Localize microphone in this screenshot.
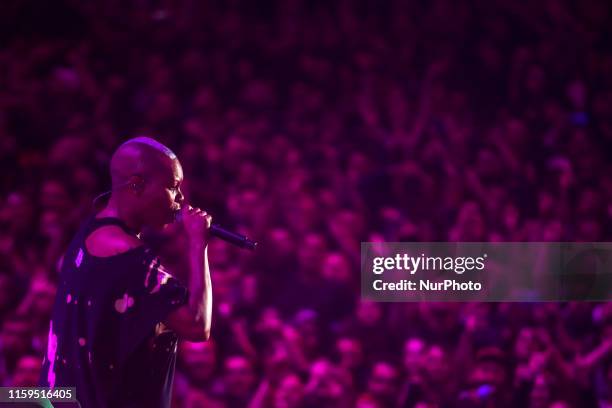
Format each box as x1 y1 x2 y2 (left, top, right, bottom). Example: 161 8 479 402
174 211 258 251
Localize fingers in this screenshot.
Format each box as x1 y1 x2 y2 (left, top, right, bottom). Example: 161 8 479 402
199 210 212 227
181 205 194 216
184 205 205 215
186 206 212 225
204 213 212 228
193 209 209 219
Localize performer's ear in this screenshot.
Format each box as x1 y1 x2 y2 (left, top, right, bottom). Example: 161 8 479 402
128 176 145 194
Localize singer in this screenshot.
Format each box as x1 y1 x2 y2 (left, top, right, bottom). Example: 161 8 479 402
39 137 213 408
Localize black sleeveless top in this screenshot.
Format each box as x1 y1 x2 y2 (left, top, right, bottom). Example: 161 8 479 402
39 217 188 408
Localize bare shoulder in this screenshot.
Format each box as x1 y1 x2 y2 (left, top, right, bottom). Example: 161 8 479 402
85 225 143 257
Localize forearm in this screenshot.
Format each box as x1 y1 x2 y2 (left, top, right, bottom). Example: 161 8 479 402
188 241 212 338
576 340 612 370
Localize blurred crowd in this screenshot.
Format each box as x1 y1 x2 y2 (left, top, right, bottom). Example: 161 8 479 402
1 0 612 406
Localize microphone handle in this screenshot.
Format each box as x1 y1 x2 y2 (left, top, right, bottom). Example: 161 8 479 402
174 211 257 251
210 224 258 251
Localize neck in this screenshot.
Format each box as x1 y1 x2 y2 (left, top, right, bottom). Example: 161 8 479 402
97 197 143 234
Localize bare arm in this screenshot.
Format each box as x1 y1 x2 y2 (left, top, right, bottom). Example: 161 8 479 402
575 338 612 371
166 207 212 341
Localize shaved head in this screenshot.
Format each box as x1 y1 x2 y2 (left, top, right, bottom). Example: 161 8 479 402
121 136 177 160
104 136 184 230
110 137 178 188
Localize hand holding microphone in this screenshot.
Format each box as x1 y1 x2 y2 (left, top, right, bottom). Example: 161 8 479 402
176 206 258 251
181 205 213 246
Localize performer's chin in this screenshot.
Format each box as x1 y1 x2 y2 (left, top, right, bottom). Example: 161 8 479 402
170 208 181 224
163 211 178 227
